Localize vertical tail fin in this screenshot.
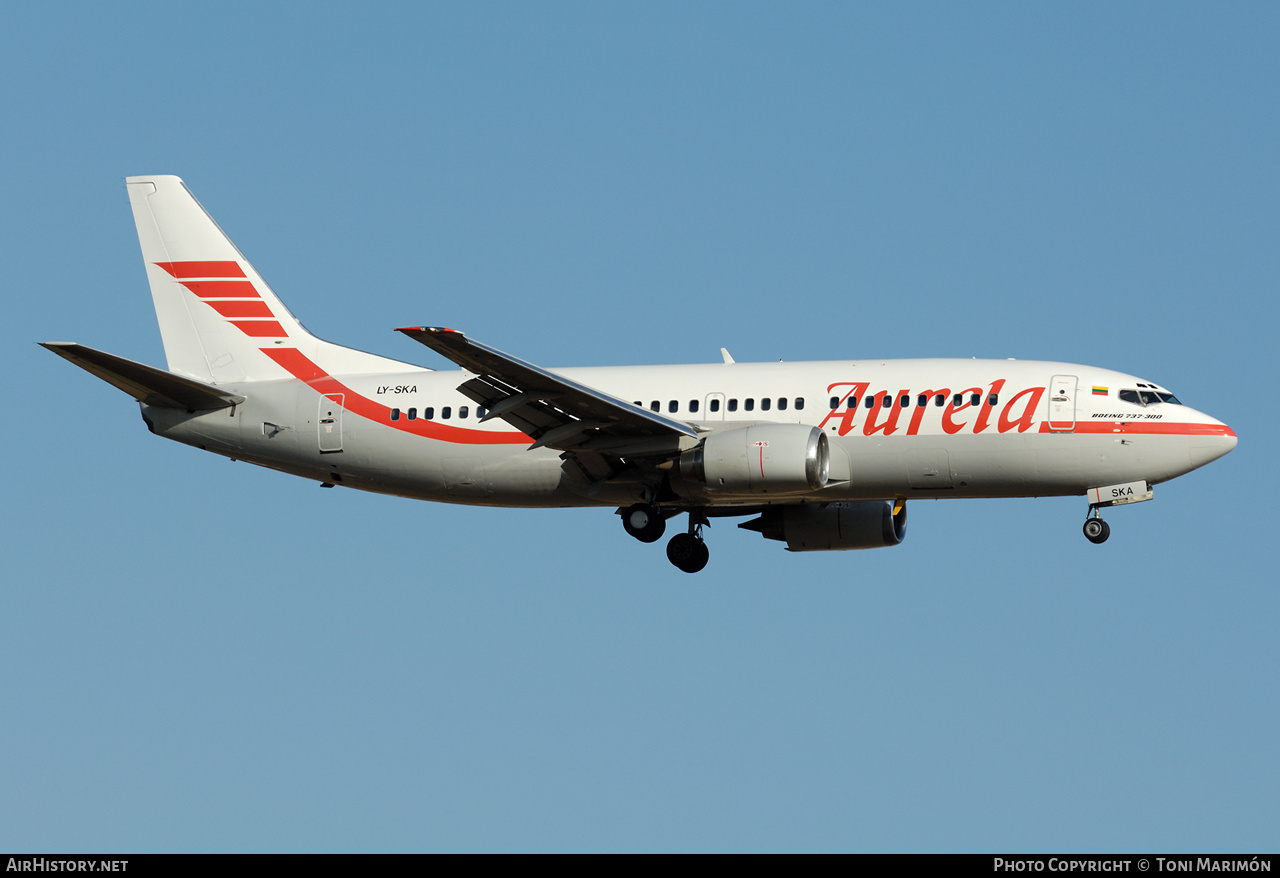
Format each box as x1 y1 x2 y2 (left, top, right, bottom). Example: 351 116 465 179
128 175 422 383
127 175 315 383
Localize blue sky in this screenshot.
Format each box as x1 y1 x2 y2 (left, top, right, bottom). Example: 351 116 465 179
2 2 1276 852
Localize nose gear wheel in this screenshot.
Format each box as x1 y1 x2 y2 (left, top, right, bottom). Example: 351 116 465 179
1083 505 1110 544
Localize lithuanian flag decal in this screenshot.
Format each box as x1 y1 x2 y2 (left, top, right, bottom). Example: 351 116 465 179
1092 386 1108 396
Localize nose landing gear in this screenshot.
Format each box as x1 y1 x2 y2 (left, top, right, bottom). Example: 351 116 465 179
1083 508 1111 544
1081 480 1152 544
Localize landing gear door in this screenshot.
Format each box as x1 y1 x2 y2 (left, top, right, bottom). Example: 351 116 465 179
318 393 344 453
1048 375 1076 432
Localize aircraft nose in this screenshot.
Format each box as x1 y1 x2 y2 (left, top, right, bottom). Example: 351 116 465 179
1188 421 1236 469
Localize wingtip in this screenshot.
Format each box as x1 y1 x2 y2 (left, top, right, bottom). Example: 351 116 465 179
396 325 463 336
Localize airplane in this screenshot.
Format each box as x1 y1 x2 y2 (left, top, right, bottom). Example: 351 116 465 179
43 175 1237 573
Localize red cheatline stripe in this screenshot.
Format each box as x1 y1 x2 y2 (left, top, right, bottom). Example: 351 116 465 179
206 300 274 318
180 280 260 299
258 347 530 446
155 261 245 278
1039 420 1235 437
230 320 288 337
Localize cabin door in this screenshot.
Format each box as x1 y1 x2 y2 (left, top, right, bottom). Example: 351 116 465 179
318 394 345 453
1048 376 1077 432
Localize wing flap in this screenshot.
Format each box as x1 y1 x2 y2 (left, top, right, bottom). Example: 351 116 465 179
41 342 245 410
397 326 697 454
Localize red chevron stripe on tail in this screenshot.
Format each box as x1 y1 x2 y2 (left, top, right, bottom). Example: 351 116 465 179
154 261 246 278
179 280 261 298
205 300 275 318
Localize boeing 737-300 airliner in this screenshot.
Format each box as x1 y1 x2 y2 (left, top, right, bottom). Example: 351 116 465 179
43 176 1237 572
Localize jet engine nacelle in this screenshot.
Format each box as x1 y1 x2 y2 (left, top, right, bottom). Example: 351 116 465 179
740 501 907 551
680 424 829 494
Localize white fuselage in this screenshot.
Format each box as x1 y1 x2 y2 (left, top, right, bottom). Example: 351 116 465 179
143 356 1237 510
47 175 1239 569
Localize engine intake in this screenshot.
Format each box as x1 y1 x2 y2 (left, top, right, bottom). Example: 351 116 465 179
680 424 829 495
740 501 907 551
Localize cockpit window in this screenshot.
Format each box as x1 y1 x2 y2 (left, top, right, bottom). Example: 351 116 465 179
1119 388 1183 406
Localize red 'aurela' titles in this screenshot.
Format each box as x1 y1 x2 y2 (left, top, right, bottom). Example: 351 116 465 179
819 380 1042 436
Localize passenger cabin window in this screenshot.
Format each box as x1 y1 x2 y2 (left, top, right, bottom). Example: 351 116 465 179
728 399 738 412
777 398 787 411
407 408 417 420
459 406 469 419
650 401 660 412
425 407 435 420
899 395 909 408
390 408 401 421
477 407 487 418
689 399 699 413
952 393 963 407
987 394 998 406
830 397 839 409
795 398 804 410
849 397 859 409
760 398 771 411
865 396 874 409
935 394 945 407
917 394 928 407
970 393 981 406
442 406 452 419
709 399 720 412
744 398 755 412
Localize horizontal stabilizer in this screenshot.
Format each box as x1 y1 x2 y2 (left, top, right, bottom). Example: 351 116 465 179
40 342 245 411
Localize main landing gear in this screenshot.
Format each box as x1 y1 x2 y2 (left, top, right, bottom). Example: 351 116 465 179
1083 507 1111 544
666 512 710 574
621 503 666 543
620 504 710 572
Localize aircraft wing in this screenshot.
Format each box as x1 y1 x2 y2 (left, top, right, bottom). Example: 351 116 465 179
396 326 698 456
